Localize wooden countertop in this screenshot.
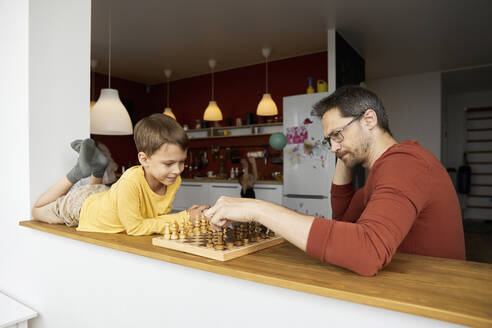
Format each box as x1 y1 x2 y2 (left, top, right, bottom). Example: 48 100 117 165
182 178 283 185
20 220 492 327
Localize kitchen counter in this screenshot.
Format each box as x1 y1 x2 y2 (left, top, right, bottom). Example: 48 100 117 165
182 178 283 185
19 220 492 327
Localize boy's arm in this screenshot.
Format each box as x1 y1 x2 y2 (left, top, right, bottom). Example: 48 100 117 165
116 183 188 235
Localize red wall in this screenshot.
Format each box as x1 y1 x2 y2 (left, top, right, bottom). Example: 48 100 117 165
92 51 327 178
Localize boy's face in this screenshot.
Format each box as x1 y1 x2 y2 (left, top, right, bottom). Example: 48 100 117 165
138 143 187 186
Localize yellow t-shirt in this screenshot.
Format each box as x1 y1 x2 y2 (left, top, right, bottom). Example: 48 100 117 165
77 166 187 235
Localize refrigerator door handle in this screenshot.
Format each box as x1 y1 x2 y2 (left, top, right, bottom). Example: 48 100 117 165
283 194 328 199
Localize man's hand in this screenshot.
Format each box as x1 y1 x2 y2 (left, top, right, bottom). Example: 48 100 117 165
186 204 210 224
203 196 259 230
333 157 353 185
247 156 256 165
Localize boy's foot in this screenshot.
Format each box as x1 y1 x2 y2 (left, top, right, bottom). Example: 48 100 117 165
91 146 108 178
70 139 83 152
66 139 96 183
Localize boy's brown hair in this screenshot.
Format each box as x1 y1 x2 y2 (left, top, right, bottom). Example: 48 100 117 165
134 113 189 155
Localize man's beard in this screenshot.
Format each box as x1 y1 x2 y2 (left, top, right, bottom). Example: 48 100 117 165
339 135 371 168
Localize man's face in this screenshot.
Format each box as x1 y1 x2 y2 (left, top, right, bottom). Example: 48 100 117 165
321 108 370 168
140 143 187 186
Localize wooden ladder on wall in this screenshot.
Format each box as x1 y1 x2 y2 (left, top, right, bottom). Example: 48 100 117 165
465 107 492 221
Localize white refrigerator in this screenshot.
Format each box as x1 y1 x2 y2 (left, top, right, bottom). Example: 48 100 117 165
282 93 335 219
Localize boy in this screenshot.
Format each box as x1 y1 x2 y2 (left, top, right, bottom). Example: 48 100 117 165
32 113 207 235
238 156 257 198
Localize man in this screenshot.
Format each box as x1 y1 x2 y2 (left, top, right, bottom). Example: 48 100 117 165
204 86 465 276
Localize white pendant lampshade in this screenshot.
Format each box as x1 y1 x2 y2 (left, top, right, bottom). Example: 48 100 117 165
203 59 223 121
91 88 133 135
256 93 278 116
163 107 176 119
90 8 133 135
257 47 278 116
203 100 223 121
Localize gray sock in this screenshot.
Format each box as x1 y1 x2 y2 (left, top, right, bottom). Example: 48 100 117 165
70 139 83 152
66 139 95 183
91 146 108 178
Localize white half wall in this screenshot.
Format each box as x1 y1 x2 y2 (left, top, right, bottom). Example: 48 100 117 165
29 0 91 202
367 72 442 160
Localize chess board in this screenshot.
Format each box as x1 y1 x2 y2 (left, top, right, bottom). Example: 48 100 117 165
152 227 284 261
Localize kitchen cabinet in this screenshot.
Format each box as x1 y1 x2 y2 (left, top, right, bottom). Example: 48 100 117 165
173 182 209 211
209 183 241 204
173 180 283 210
253 184 282 205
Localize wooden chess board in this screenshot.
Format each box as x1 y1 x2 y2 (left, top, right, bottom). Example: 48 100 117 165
152 232 284 261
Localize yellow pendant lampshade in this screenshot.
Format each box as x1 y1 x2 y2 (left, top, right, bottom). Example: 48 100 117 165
203 59 223 121
203 100 223 121
162 69 176 120
257 93 278 116
257 48 278 116
163 107 176 119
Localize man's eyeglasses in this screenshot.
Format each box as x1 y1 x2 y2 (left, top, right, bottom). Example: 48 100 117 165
322 112 365 147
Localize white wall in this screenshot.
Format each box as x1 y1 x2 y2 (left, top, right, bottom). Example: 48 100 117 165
444 90 492 169
0 1 462 327
367 72 442 160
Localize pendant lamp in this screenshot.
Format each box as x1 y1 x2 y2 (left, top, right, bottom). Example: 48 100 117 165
256 47 278 116
203 59 223 121
90 59 97 111
90 8 133 135
163 69 176 120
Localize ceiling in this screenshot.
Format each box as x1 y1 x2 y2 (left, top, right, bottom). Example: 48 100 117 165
91 0 492 85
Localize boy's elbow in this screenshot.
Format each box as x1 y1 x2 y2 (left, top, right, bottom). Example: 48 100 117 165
125 225 146 236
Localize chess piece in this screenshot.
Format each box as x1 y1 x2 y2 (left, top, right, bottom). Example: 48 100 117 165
206 230 214 248
170 221 179 240
193 216 201 235
200 216 208 234
224 227 234 248
163 222 171 240
234 226 243 246
178 221 186 240
186 219 194 237
241 223 249 244
215 231 225 250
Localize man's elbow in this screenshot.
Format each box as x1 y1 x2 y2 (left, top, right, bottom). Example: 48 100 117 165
352 248 390 277
353 261 382 277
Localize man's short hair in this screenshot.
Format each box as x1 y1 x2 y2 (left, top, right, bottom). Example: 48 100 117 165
312 85 391 134
134 113 189 155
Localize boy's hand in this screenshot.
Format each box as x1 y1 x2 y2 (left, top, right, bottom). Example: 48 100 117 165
247 157 256 165
187 204 210 224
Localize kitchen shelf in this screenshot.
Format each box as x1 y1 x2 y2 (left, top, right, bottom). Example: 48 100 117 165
189 133 273 140
186 122 283 145
188 122 282 133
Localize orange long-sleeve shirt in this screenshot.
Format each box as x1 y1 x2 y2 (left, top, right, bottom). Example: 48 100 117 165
306 140 465 276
